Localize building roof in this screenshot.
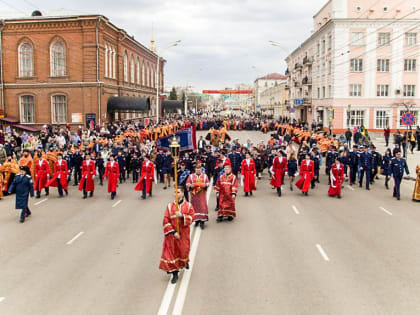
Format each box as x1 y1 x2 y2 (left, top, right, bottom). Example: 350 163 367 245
255 73 287 81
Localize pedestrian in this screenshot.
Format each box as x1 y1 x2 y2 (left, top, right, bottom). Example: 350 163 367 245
382 148 393 189
34 152 50 198
328 157 344 198
71 147 83 185
116 150 126 183
295 153 314 196
270 150 287 196
240 152 257 197
159 186 194 284
78 154 96 199
46 153 69 197
186 165 210 229
390 151 409 200
287 152 298 191
96 152 105 185
162 150 172 190
384 127 390 147
104 155 120 200
345 128 352 147
135 155 156 199
8 166 34 223
359 145 373 190
413 163 420 202
214 164 238 222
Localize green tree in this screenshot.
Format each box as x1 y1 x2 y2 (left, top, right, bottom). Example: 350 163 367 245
169 87 178 100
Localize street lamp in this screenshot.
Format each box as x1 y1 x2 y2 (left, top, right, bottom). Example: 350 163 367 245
156 40 181 124
169 135 181 233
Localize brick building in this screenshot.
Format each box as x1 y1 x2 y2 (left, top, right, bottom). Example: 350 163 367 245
0 10 164 131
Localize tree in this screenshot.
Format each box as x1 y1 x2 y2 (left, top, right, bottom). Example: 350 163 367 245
169 87 177 100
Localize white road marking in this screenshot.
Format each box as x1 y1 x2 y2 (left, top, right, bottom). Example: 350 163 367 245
157 179 213 315
0 297 5 303
379 206 393 216
316 244 330 261
34 198 48 206
346 185 355 191
112 200 122 208
66 232 84 245
292 205 300 215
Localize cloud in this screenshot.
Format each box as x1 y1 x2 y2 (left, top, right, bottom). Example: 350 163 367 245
1 0 327 91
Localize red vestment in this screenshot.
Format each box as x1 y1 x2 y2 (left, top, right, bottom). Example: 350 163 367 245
270 156 288 188
295 160 314 193
78 160 96 192
159 201 194 272
221 157 231 167
186 173 210 222
214 173 238 218
134 161 155 194
241 159 256 193
34 159 50 191
328 163 344 196
104 161 120 193
46 160 69 190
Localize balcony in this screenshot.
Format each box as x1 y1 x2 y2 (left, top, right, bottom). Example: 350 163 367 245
294 81 301 88
303 97 312 104
294 63 303 71
303 56 313 66
284 85 290 90
302 77 312 85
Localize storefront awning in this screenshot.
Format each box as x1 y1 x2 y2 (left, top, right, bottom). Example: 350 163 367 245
0 117 19 123
107 97 151 112
161 100 184 113
14 124 40 132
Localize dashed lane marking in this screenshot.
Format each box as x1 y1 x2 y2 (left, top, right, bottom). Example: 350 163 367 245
379 206 393 216
0 297 5 303
292 205 300 215
66 232 84 245
316 244 330 261
112 200 122 208
346 185 355 191
34 198 48 206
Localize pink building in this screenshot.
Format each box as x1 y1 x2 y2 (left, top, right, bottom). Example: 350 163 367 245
286 0 420 132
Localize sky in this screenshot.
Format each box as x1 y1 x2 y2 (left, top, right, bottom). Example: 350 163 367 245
0 0 327 92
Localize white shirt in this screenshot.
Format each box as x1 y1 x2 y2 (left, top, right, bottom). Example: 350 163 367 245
306 160 311 167
57 159 62 178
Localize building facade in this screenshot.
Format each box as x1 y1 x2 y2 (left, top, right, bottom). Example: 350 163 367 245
286 0 420 131
259 81 288 117
0 11 164 130
253 73 287 113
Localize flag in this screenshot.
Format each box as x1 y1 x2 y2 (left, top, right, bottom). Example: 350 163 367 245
156 127 196 152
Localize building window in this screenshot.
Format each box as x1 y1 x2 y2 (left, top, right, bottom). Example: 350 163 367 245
328 61 332 74
350 58 363 72
104 45 108 77
349 84 362 96
123 53 128 82
378 32 391 46
348 110 365 127
112 48 116 79
20 95 35 123
18 43 33 77
377 59 390 72
351 32 364 46
322 40 326 54
328 35 332 50
130 56 135 83
328 85 332 97
50 41 66 77
322 86 326 98
399 110 418 127
317 88 320 98
317 43 320 55
403 84 416 97
142 62 145 85
405 32 417 46
136 59 140 84
375 110 390 129
52 95 66 124
404 59 417 72
377 84 389 96
146 64 150 87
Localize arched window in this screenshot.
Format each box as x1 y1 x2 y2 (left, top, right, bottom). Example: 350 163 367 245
123 52 128 82
146 63 150 87
136 58 140 84
52 95 67 123
18 42 33 77
112 48 116 78
130 55 135 83
105 45 108 77
142 62 145 86
50 41 66 77
20 95 35 123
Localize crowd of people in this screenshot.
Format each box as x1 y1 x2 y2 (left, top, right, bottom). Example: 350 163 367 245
0 115 420 283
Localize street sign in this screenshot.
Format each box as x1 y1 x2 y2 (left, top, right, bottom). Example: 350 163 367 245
402 112 415 126
294 99 304 105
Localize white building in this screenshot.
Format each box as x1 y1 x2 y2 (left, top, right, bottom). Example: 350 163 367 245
259 82 288 117
253 73 288 112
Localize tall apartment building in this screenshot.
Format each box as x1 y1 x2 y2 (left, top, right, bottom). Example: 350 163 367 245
0 10 164 130
286 0 420 131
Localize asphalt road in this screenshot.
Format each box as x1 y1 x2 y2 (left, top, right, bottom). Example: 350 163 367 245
0 130 419 315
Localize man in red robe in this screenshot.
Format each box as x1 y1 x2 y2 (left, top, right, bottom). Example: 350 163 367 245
270 150 288 197
34 152 50 198
328 158 344 198
135 155 156 199
186 165 210 229
295 153 314 196
240 152 256 197
215 165 238 222
78 154 96 199
104 155 120 200
46 153 69 197
159 186 195 284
